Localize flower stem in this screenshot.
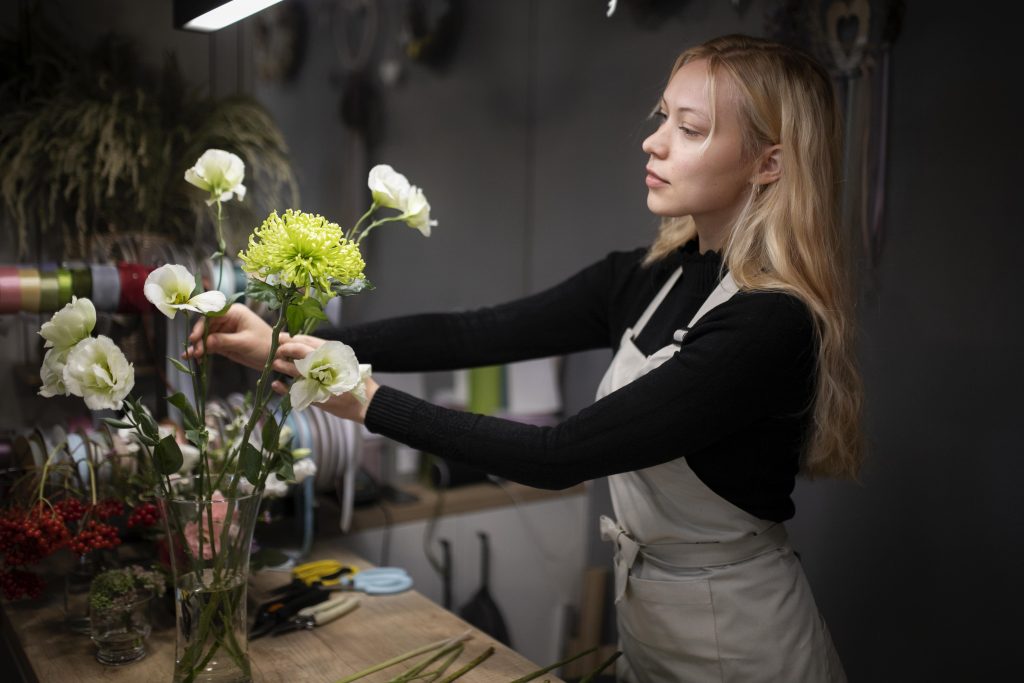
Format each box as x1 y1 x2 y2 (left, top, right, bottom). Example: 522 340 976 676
356 215 410 245
579 651 622 683
506 645 599 683
333 631 472 683
348 201 378 242
434 646 494 683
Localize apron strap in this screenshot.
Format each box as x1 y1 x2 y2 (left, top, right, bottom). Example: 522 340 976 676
600 515 788 603
631 267 682 337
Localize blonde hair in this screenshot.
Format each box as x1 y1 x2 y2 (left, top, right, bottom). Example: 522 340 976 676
645 35 863 480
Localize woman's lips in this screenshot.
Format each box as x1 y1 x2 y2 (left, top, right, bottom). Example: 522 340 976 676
645 168 669 188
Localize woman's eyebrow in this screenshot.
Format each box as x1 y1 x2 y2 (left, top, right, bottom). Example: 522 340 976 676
658 98 710 121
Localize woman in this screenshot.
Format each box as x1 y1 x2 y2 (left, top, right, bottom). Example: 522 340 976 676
192 34 861 682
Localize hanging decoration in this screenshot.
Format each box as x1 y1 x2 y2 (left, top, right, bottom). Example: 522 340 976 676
766 0 905 269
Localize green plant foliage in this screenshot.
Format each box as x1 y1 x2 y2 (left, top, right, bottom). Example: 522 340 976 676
0 13 298 259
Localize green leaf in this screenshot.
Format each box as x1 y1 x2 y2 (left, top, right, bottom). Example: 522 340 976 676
153 436 184 476
331 278 373 297
167 356 193 376
137 410 160 441
261 416 279 451
285 296 328 335
276 456 294 482
245 279 282 310
185 429 208 450
240 443 262 484
102 417 134 429
167 392 199 429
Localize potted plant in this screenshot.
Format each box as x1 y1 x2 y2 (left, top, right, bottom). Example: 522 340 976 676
88 565 166 665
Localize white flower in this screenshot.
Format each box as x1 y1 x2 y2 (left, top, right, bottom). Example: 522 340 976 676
292 456 317 484
263 473 290 498
62 336 135 411
38 297 95 351
184 149 246 205
367 164 411 210
401 186 436 236
179 443 201 475
144 264 227 319
236 477 255 495
290 341 370 411
38 348 70 397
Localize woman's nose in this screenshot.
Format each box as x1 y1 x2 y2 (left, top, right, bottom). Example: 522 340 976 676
642 130 665 158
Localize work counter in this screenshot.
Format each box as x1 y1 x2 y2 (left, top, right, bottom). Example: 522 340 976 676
1 540 565 683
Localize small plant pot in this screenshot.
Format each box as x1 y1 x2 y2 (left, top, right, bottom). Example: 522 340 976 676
90 590 154 665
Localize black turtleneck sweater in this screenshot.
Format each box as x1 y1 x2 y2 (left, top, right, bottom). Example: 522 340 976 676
321 241 817 522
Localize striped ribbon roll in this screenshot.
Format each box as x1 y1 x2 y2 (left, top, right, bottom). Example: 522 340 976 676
0 267 21 313
63 261 93 299
18 267 41 312
89 264 121 312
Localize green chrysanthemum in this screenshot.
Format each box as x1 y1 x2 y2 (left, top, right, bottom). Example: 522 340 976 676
238 209 366 293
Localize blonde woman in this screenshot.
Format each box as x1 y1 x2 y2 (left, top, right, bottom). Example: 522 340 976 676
193 34 861 682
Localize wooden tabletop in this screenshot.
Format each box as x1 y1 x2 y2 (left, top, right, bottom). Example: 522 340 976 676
1 541 564 683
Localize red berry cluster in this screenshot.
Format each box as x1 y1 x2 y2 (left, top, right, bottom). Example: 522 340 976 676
127 503 160 528
92 499 125 520
67 520 121 556
0 506 70 566
0 568 46 600
53 498 88 523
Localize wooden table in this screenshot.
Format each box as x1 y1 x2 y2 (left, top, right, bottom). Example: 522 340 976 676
1 541 564 683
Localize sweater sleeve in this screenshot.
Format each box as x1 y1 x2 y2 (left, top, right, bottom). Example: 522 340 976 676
316 250 648 372
364 291 817 489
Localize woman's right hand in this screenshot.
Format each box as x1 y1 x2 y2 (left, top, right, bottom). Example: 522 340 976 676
186 304 282 370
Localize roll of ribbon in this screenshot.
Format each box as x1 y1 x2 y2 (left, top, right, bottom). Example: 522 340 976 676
38 269 60 312
90 264 121 312
18 267 41 312
0 266 21 313
117 261 154 314
69 266 92 299
56 268 74 307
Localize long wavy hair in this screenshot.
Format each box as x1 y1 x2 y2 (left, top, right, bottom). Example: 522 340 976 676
645 35 863 480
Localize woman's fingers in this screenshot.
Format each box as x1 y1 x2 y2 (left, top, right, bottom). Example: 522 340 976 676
272 380 287 395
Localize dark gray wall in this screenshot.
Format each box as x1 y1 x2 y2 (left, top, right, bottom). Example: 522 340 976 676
1 1 1020 681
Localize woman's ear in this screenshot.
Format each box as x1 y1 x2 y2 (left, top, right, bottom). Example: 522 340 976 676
752 144 783 187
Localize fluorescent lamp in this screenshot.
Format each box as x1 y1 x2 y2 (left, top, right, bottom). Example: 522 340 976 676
174 0 285 33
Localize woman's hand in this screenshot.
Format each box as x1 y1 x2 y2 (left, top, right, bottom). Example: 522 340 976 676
186 304 284 370
272 340 379 424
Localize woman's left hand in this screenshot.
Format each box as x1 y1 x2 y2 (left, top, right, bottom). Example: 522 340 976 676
272 340 378 424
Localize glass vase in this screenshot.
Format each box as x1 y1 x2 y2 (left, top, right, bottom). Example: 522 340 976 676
157 485 261 683
90 590 154 665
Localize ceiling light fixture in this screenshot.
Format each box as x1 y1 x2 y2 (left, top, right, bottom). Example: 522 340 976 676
174 0 285 33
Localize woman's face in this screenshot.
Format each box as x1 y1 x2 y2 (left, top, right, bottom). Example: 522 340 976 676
642 59 755 227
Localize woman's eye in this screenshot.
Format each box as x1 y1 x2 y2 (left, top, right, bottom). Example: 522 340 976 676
679 126 702 138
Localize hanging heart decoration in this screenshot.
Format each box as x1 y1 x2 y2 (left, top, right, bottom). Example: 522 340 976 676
825 0 871 74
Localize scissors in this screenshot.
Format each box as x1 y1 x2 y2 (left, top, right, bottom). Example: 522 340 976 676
269 595 361 637
292 559 358 587
325 567 413 595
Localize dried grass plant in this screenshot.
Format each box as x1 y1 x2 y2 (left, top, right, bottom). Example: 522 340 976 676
0 17 298 260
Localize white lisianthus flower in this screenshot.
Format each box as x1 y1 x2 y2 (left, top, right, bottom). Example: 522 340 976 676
179 443 201 475
401 186 436 237
38 297 96 351
289 341 370 411
367 164 411 210
38 348 70 397
263 473 290 498
292 456 317 484
62 336 135 411
144 264 227 319
184 149 246 205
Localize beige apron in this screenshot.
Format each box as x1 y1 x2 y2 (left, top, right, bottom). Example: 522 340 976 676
597 266 846 683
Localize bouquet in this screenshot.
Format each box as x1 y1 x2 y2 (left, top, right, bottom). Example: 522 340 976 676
35 150 436 682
